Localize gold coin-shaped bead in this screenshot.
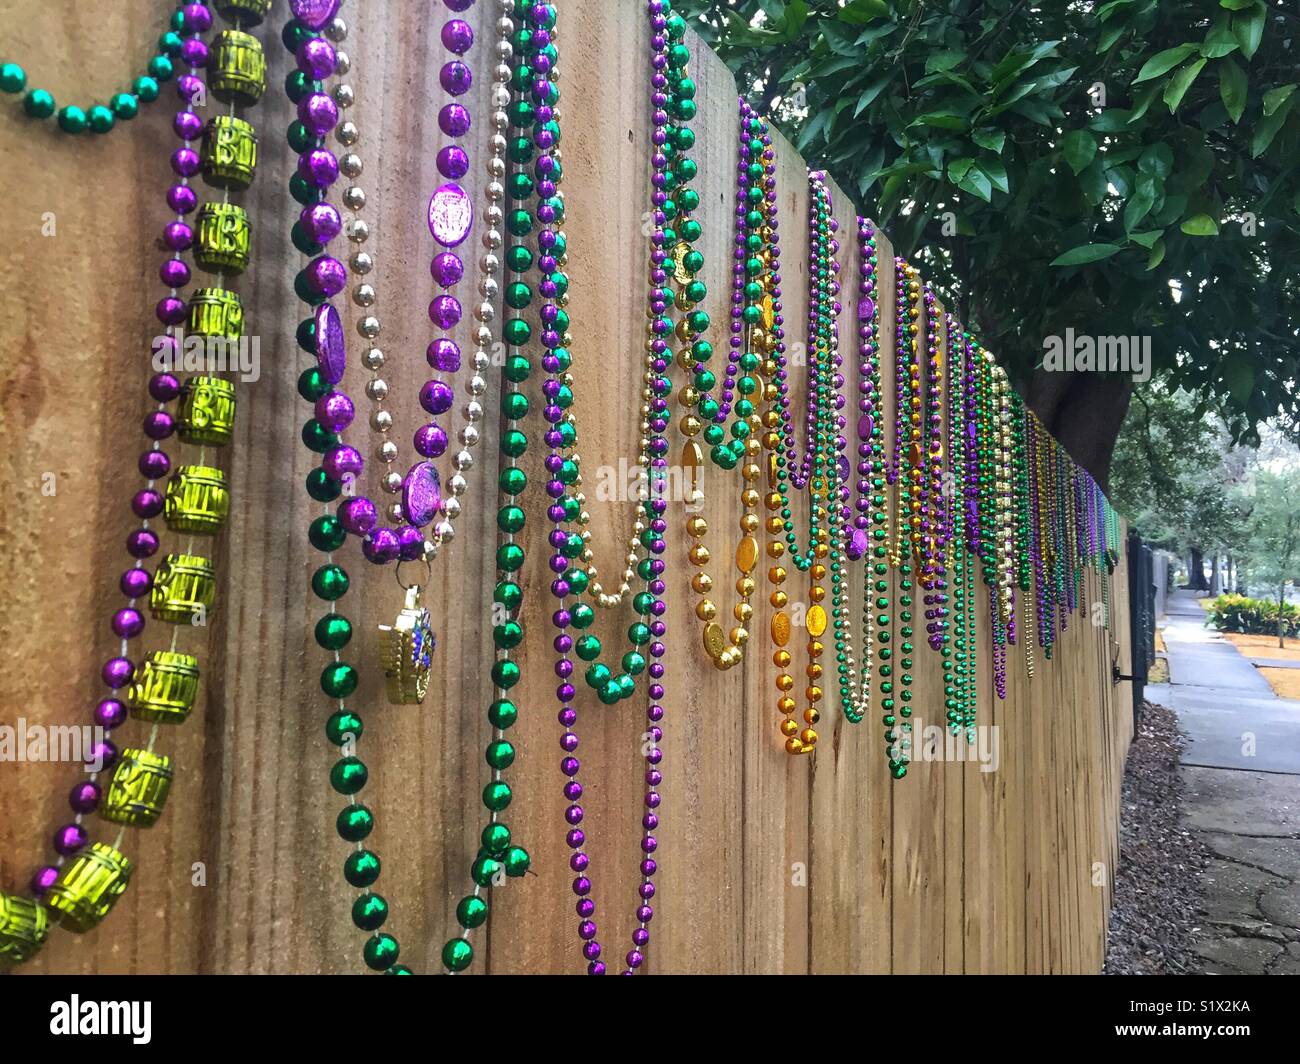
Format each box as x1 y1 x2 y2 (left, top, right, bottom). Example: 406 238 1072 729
772 611 791 647
703 622 727 661
736 536 759 575
806 604 828 638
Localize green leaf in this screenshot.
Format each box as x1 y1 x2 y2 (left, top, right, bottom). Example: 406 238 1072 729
1133 44 1198 84
852 71 894 117
1201 24 1239 58
1050 243 1123 266
1232 6 1265 60
1138 143 1174 178
981 158 1009 194
1146 238 1167 270
1219 58 1248 123
1090 108 1134 132
1079 160 1110 206
837 0 890 24
1219 0 1256 9
1130 229 1164 249
1181 213 1220 236
1223 360 1253 404
971 127 1006 154
1061 129 1097 174
947 156 975 184
911 110 971 131
1263 84 1297 117
957 165 993 202
1163 58 1207 113
1252 96 1296 157
1124 176 1159 232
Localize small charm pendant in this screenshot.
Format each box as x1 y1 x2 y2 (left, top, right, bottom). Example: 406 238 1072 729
379 585 436 705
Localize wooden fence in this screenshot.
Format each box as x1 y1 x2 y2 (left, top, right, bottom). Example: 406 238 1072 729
0 0 1134 974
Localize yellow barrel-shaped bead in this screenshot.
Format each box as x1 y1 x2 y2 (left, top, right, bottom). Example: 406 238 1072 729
201 114 258 190
150 553 217 625
195 203 252 274
215 0 273 26
189 287 244 342
178 375 237 447
210 29 266 106
45 844 132 934
165 465 230 536
126 651 201 725
0 892 50 964
101 749 174 828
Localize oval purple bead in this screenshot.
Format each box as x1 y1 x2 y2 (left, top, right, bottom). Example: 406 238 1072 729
290 0 342 30
858 297 876 321
428 182 473 248
427 338 461 373
858 414 875 441
420 380 455 416
846 528 870 561
339 497 378 537
403 462 443 528
315 302 347 385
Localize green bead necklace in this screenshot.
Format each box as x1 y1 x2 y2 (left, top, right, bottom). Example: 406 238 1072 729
0 5 201 136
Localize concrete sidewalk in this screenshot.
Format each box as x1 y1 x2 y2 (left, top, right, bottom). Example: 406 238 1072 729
1146 591 1300 974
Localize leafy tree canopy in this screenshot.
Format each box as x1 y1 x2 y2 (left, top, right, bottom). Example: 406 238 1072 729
679 0 1300 484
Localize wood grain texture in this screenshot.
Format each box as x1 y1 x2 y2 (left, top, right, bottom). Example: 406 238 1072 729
0 0 1133 976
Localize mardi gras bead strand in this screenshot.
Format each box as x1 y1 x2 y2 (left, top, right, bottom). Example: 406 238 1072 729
0 2 212 135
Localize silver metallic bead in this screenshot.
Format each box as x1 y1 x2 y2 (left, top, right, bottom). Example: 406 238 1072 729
370 409 394 433
475 302 496 325
465 400 485 424
484 204 504 228
378 441 399 464
435 520 455 543
468 376 488 398
449 474 468 498
343 186 366 211
352 284 375 308
388 502 405 523
443 497 462 521
326 17 348 42
336 121 359 146
474 326 493 349
459 425 480 448
490 134 508 157
382 472 404 494
491 85 510 109
479 276 499 300
350 251 373 275
488 156 507 180
490 109 509 132
454 450 474 472
482 228 503 251
487 181 505 203
333 84 355 109
340 153 363 179
366 378 388 401
346 219 369 243
358 316 381 340
334 50 351 75
362 348 386 371
481 252 501 275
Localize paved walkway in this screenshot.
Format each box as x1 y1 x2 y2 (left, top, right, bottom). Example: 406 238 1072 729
1146 591 1300 974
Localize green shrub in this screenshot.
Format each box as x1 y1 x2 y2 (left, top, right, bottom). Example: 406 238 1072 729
1205 594 1300 638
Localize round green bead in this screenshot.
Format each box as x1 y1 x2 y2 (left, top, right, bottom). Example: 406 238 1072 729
352 893 389 932
497 506 526 535
344 850 381 889
109 92 138 120
386 965 413 976
497 543 525 572
330 757 368 795
495 581 523 613
337 805 374 843
0 63 26 94
488 699 518 730
481 823 511 855
442 938 474 972
56 105 87 134
133 75 159 102
483 781 512 813
321 662 359 699
363 934 399 972
456 896 489 930
312 565 350 602
485 740 516 771
22 88 54 119
493 658 521 690
301 419 338 454
471 856 501 888
503 846 531 878
309 515 347 553
325 709 364 746
147 55 175 82
307 468 342 503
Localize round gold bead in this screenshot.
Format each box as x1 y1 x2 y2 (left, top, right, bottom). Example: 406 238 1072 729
696 599 717 622
776 675 794 693
735 602 753 624
771 590 788 609
691 572 713 595
689 545 710 566
736 576 757 598
687 516 708 539
774 651 792 669
781 720 799 738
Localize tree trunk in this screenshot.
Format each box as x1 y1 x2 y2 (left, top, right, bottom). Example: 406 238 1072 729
1279 586 1287 650
1024 369 1133 494
1209 552 1222 596
1188 548 1208 591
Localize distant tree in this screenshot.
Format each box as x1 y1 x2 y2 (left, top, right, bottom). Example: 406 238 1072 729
1244 468 1300 646
678 0 1300 489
